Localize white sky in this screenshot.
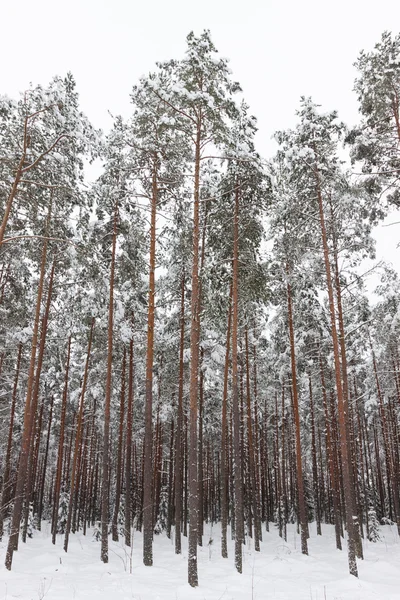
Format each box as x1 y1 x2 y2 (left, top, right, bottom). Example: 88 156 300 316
2 0 400 286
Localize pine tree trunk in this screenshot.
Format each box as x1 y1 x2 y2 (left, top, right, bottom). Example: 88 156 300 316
262 399 271 530
187 120 202 588
37 395 53 530
166 418 174 539
252 335 262 542
5 208 52 571
221 284 232 558
22 397 44 542
244 326 261 551
370 336 400 534
152 405 162 530
286 270 308 555
84 399 97 534
22 260 55 542
331 222 363 559
64 318 95 553
79 421 90 536
281 387 288 542
196 199 208 548
174 273 185 554
125 326 134 547
0 115 29 245
52 336 72 543
112 349 126 541
320 353 342 549
232 180 244 573
198 350 204 546
183 407 188 539
143 159 158 566
274 393 282 538
101 204 118 564
0 343 22 540
314 165 358 577
309 374 321 535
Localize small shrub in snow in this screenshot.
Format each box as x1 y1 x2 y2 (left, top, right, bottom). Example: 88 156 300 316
368 507 381 542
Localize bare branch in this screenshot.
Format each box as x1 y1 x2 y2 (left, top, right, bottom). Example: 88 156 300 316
21 134 71 173
19 180 73 191
150 89 197 125
1 235 78 247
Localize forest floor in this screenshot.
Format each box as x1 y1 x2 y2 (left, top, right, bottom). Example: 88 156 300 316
0 522 399 600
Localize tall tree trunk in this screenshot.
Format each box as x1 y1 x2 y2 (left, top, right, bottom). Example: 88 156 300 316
0 116 29 245
252 333 262 542
143 159 158 566
183 403 188 538
125 324 134 547
232 180 244 573
196 198 208 548
187 119 202 588
370 335 400 534
286 268 308 555
5 207 51 571
101 204 118 563
314 165 358 577
84 399 97 533
52 336 72 543
22 260 56 542
112 348 126 541
274 393 282 538
64 318 95 553
281 387 288 542
198 349 204 546
331 213 363 559
166 418 174 539
174 273 185 555
37 395 54 530
221 284 233 558
244 326 261 551
309 374 321 535
0 343 22 540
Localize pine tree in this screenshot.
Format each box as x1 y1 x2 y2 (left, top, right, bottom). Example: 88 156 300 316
148 30 241 586
348 31 400 205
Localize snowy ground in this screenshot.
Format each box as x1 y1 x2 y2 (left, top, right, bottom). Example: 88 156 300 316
1 522 400 600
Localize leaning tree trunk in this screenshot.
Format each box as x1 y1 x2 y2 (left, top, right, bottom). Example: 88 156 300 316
0 115 30 245
5 206 52 571
22 260 55 542
0 105 66 245
0 342 22 540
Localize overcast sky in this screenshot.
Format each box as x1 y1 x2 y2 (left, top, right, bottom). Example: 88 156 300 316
2 0 400 285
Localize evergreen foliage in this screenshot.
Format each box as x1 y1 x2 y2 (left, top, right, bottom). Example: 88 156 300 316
0 28 399 585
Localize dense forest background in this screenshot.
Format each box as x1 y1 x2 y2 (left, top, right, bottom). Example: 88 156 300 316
0 29 400 587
